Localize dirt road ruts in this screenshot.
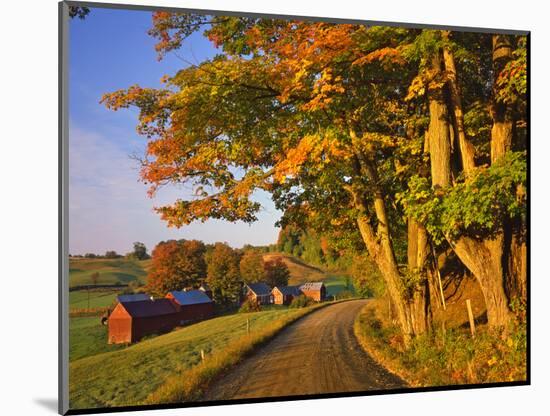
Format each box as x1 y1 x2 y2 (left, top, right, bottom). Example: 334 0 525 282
202 299 406 401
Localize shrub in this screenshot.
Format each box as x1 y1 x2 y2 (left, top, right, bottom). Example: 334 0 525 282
350 254 386 298
239 299 261 313
335 290 355 300
289 295 314 309
354 300 527 387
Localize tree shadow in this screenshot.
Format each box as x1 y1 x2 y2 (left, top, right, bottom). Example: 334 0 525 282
459 311 488 329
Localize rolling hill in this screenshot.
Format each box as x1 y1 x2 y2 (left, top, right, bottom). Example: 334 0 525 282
262 252 326 283
69 258 151 287
262 252 353 296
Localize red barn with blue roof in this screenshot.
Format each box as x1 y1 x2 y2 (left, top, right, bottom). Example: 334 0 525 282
108 298 178 344
166 290 214 325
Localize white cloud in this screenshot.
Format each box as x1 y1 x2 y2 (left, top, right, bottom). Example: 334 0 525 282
68 125 281 255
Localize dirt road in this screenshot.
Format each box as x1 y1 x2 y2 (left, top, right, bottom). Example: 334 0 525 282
202 299 406 401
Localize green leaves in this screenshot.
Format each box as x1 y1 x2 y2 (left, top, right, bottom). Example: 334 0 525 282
495 41 527 105
399 152 527 243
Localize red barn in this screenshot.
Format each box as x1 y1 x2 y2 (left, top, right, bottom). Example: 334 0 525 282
272 285 302 305
244 282 273 305
108 298 178 344
299 282 326 302
166 290 214 325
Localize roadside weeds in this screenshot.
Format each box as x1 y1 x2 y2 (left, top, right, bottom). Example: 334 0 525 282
353 299 527 387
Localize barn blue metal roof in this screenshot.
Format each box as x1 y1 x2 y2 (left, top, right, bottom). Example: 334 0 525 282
119 298 177 318
168 290 213 306
273 285 302 296
246 282 272 296
117 293 150 303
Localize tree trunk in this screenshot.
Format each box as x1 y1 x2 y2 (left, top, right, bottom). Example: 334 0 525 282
407 219 433 335
451 236 510 327
504 215 527 305
348 122 435 343
441 33 476 175
508 234 527 303
491 34 514 164
356 212 413 346
427 52 452 188
425 41 512 328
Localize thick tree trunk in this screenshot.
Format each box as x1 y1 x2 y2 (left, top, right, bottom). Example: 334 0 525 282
441 33 476 175
407 219 433 335
356 214 413 345
451 236 510 327
490 34 525 308
426 41 512 328
346 136 416 344
509 235 527 303
491 35 514 164
427 53 452 188
504 217 527 305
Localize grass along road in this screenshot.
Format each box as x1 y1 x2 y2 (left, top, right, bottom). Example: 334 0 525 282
69 308 312 409
201 299 405 401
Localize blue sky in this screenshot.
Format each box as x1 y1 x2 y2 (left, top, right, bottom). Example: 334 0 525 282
69 7 282 255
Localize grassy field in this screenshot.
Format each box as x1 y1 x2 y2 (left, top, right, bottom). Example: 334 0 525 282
69 258 151 287
263 253 326 283
69 289 120 310
70 317 125 361
325 274 354 297
69 308 307 409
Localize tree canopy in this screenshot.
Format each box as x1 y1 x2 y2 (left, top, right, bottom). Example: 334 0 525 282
103 14 527 343
206 242 242 304
146 239 206 296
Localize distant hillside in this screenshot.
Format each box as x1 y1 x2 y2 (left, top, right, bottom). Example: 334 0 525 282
262 252 353 297
262 252 326 284
69 258 151 287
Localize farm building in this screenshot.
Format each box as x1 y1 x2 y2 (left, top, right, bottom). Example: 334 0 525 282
272 285 302 305
108 298 178 344
299 282 326 302
244 282 273 305
166 290 214 325
116 293 150 303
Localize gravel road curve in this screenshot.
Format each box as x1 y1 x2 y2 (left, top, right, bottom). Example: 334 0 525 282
201 299 406 401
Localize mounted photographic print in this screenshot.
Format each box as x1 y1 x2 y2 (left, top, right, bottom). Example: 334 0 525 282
59 1 530 414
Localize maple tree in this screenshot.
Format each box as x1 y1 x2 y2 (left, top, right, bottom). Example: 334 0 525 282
239 250 266 283
263 258 290 288
103 14 527 344
206 242 242 304
401 31 527 328
146 239 207 297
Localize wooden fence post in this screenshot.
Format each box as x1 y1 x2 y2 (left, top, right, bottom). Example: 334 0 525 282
466 299 476 338
431 244 446 310
200 349 205 362
246 318 250 335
